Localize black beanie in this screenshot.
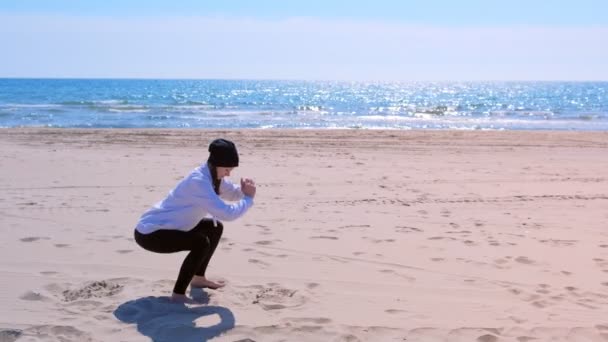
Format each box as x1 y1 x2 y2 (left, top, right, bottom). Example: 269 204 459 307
208 138 239 167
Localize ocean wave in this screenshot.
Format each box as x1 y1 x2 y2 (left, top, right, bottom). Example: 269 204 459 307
173 102 217 109
0 100 151 114
415 105 459 116
58 100 127 106
359 115 411 121
107 106 150 113
296 105 324 112
0 103 63 111
144 115 173 120
575 113 608 121
487 110 556 118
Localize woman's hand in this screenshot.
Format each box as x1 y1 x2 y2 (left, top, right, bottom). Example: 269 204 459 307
241 178 256 198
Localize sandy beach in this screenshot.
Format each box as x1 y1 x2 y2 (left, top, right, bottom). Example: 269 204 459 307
1 128 607 342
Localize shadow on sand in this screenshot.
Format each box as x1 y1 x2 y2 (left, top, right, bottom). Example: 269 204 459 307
114 289 235 342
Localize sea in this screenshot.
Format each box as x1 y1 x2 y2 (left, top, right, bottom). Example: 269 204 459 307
0 79 607 130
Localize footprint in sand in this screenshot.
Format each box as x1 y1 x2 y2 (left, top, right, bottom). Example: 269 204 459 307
86 238 110 242
564 286 579 295
428 236 456 241
446 230 472 235
255 240 276 246
373 238 395 243
286 317 331 324
45 280 124 302
339 224 371 229
494 258 509 266
395 226 423 233
385 309 407 314
255 251 274 257
116 250 133 254
309 236 338 240
248 259 271 268
505 284 562 309
515 256 534 264
378 269 415 282
20 237 49 242
531 299 553 308
535 284 551 295
538 239 578 247
306 282 320 289
250 285 307 311
476 334 499 342
19 291 50 302
592 258 608 268
0 329 22 342
15 325 92 341
507 288 523 296
507 316 528 324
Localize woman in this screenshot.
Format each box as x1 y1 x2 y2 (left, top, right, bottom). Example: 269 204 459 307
134 138 256 303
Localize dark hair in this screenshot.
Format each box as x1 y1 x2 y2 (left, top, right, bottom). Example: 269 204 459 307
208 161 221 195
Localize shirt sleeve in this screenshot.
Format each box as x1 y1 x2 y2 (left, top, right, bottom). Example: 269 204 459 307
196 177 253 221
219 179 245 202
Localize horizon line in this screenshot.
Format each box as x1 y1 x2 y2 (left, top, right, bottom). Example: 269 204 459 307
1 77 607 83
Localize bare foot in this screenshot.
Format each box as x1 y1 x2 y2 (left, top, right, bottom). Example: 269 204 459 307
190 275 226 290
170 293 202 304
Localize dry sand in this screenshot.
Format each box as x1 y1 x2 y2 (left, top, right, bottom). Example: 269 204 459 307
1 128 607 342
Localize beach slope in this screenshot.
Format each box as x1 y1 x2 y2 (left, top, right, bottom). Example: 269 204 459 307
1 128 607 341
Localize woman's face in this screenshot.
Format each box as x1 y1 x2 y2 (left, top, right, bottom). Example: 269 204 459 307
216 167 234 179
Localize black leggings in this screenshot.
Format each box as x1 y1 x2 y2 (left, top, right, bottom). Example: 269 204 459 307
134 219 224 295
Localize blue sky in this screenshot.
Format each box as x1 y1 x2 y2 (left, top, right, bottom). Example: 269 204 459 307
1 0 607 80
2 0 608 25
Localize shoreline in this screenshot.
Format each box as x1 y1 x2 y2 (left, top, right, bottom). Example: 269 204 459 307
2 127 608 148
